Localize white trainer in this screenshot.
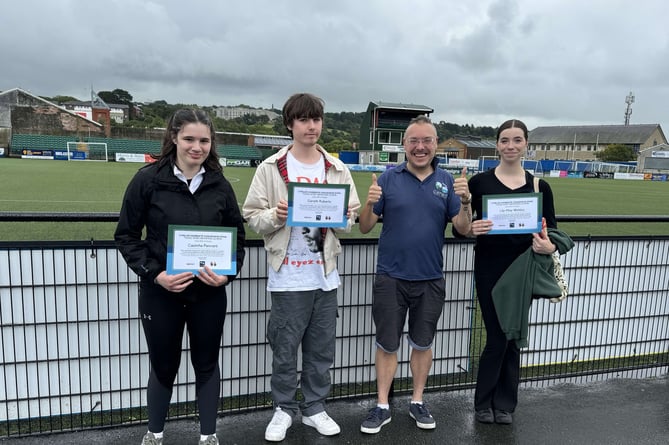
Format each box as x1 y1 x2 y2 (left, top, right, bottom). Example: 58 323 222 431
302 411 341 436
265 407 293 442
140 432 163 445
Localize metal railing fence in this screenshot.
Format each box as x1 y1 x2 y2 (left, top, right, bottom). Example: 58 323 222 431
0 215 668 437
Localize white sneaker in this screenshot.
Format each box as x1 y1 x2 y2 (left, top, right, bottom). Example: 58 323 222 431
302 411 341 436
141 432 163 445
198 434 219 445
265 407 293 442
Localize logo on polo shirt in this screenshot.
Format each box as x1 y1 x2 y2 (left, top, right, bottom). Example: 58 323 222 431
433 181 449 199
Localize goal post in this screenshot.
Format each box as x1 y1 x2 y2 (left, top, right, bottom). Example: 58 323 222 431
66 142 108 161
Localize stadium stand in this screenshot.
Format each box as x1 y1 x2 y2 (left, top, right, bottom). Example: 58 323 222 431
10 135 263 161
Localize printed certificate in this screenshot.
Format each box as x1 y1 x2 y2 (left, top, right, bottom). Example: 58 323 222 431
287 183 350 228
482 193 543 235
166 225 237 275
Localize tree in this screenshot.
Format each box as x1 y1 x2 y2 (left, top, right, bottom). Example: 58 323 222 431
597 144 637 162
98 89 133 105
48 95 79 104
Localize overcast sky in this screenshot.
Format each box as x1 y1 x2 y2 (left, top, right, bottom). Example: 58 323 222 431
2 0 668 132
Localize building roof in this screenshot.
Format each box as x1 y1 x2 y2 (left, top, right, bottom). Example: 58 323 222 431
529 124 662 144
457 139 496 149
254 135 292 146
62 100 129 110
369 101 433 113
0 87 103 128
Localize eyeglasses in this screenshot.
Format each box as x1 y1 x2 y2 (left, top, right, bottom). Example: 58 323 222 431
405 137 436 146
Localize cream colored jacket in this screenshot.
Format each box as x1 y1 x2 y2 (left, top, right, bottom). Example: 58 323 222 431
242 144 361 275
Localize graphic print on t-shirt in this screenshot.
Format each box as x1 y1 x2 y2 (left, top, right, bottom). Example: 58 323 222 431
267 151 339 291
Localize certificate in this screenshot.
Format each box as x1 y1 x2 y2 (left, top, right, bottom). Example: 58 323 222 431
166 225 237 275
482 193 543 235
287 183 350 228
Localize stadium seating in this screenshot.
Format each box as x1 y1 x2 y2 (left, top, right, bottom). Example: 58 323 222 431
10 134 262 160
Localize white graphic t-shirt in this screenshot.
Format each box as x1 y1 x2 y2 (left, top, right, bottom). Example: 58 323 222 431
267 151 340 292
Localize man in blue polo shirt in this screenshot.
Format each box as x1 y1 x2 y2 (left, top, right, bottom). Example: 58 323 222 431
358 115 472 434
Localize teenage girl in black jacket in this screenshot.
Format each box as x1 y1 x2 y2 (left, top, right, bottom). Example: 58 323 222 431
115 109 245 445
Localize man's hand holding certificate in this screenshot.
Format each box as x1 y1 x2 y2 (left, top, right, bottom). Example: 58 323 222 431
482 193 543 234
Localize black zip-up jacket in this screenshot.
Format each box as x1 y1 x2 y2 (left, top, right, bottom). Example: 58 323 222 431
114 161 246 302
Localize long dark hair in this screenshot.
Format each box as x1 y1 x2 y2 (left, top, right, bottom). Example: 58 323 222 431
154 108 221 171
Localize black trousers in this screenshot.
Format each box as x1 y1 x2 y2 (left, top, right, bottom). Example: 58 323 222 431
474 259 521 413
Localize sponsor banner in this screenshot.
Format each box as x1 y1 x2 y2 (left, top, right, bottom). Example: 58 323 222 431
614 172 644 180
567 171 584 178
549 170 566 177
348 164 387 172
441 167 462 176
448 158 478 168
70 151 87 160
583 171 615 179
0 147 5 157
381 144 404 152
226 159 251 167
21 149 54 160
116 153 149 163
652 151 669 158
55 150 70 160
644 173 668 181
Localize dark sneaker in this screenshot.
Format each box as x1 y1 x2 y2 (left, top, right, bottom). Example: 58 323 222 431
494 409 513 425
475 408 494 424
409 403 436 430
360 407 391 434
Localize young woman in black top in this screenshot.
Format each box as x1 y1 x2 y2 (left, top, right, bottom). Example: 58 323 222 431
456 119 557 425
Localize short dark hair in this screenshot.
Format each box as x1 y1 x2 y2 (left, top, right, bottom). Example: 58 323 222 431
496 119 529 141
156 108 220 171
282 93 325 137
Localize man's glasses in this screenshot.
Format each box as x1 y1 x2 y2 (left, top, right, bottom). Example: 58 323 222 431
405 137 436 146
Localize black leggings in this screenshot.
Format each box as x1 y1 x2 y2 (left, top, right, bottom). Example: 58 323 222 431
139 286 227 434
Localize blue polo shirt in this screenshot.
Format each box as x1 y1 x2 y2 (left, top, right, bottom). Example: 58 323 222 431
373 160 461 280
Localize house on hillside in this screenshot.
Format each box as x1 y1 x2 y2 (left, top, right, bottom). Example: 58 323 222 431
61 100 129 124
528 124 667 161
358 101 433 165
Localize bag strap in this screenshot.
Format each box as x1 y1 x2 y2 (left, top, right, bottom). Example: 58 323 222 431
533 176 540 193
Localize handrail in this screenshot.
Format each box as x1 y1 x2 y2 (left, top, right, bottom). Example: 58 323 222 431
1 212 669 223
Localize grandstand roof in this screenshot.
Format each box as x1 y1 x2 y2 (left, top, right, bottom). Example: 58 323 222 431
254 135 292 146
368 101 433 113
529 124 663 144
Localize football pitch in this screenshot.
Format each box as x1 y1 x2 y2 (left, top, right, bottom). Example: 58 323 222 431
1 158 668 241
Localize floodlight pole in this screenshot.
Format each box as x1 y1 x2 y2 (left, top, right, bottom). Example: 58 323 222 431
624 91 635 126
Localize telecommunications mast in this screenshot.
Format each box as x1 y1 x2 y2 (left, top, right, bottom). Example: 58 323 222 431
624 91 635 125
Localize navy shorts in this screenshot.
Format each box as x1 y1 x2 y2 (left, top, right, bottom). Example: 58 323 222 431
372 274 446 352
